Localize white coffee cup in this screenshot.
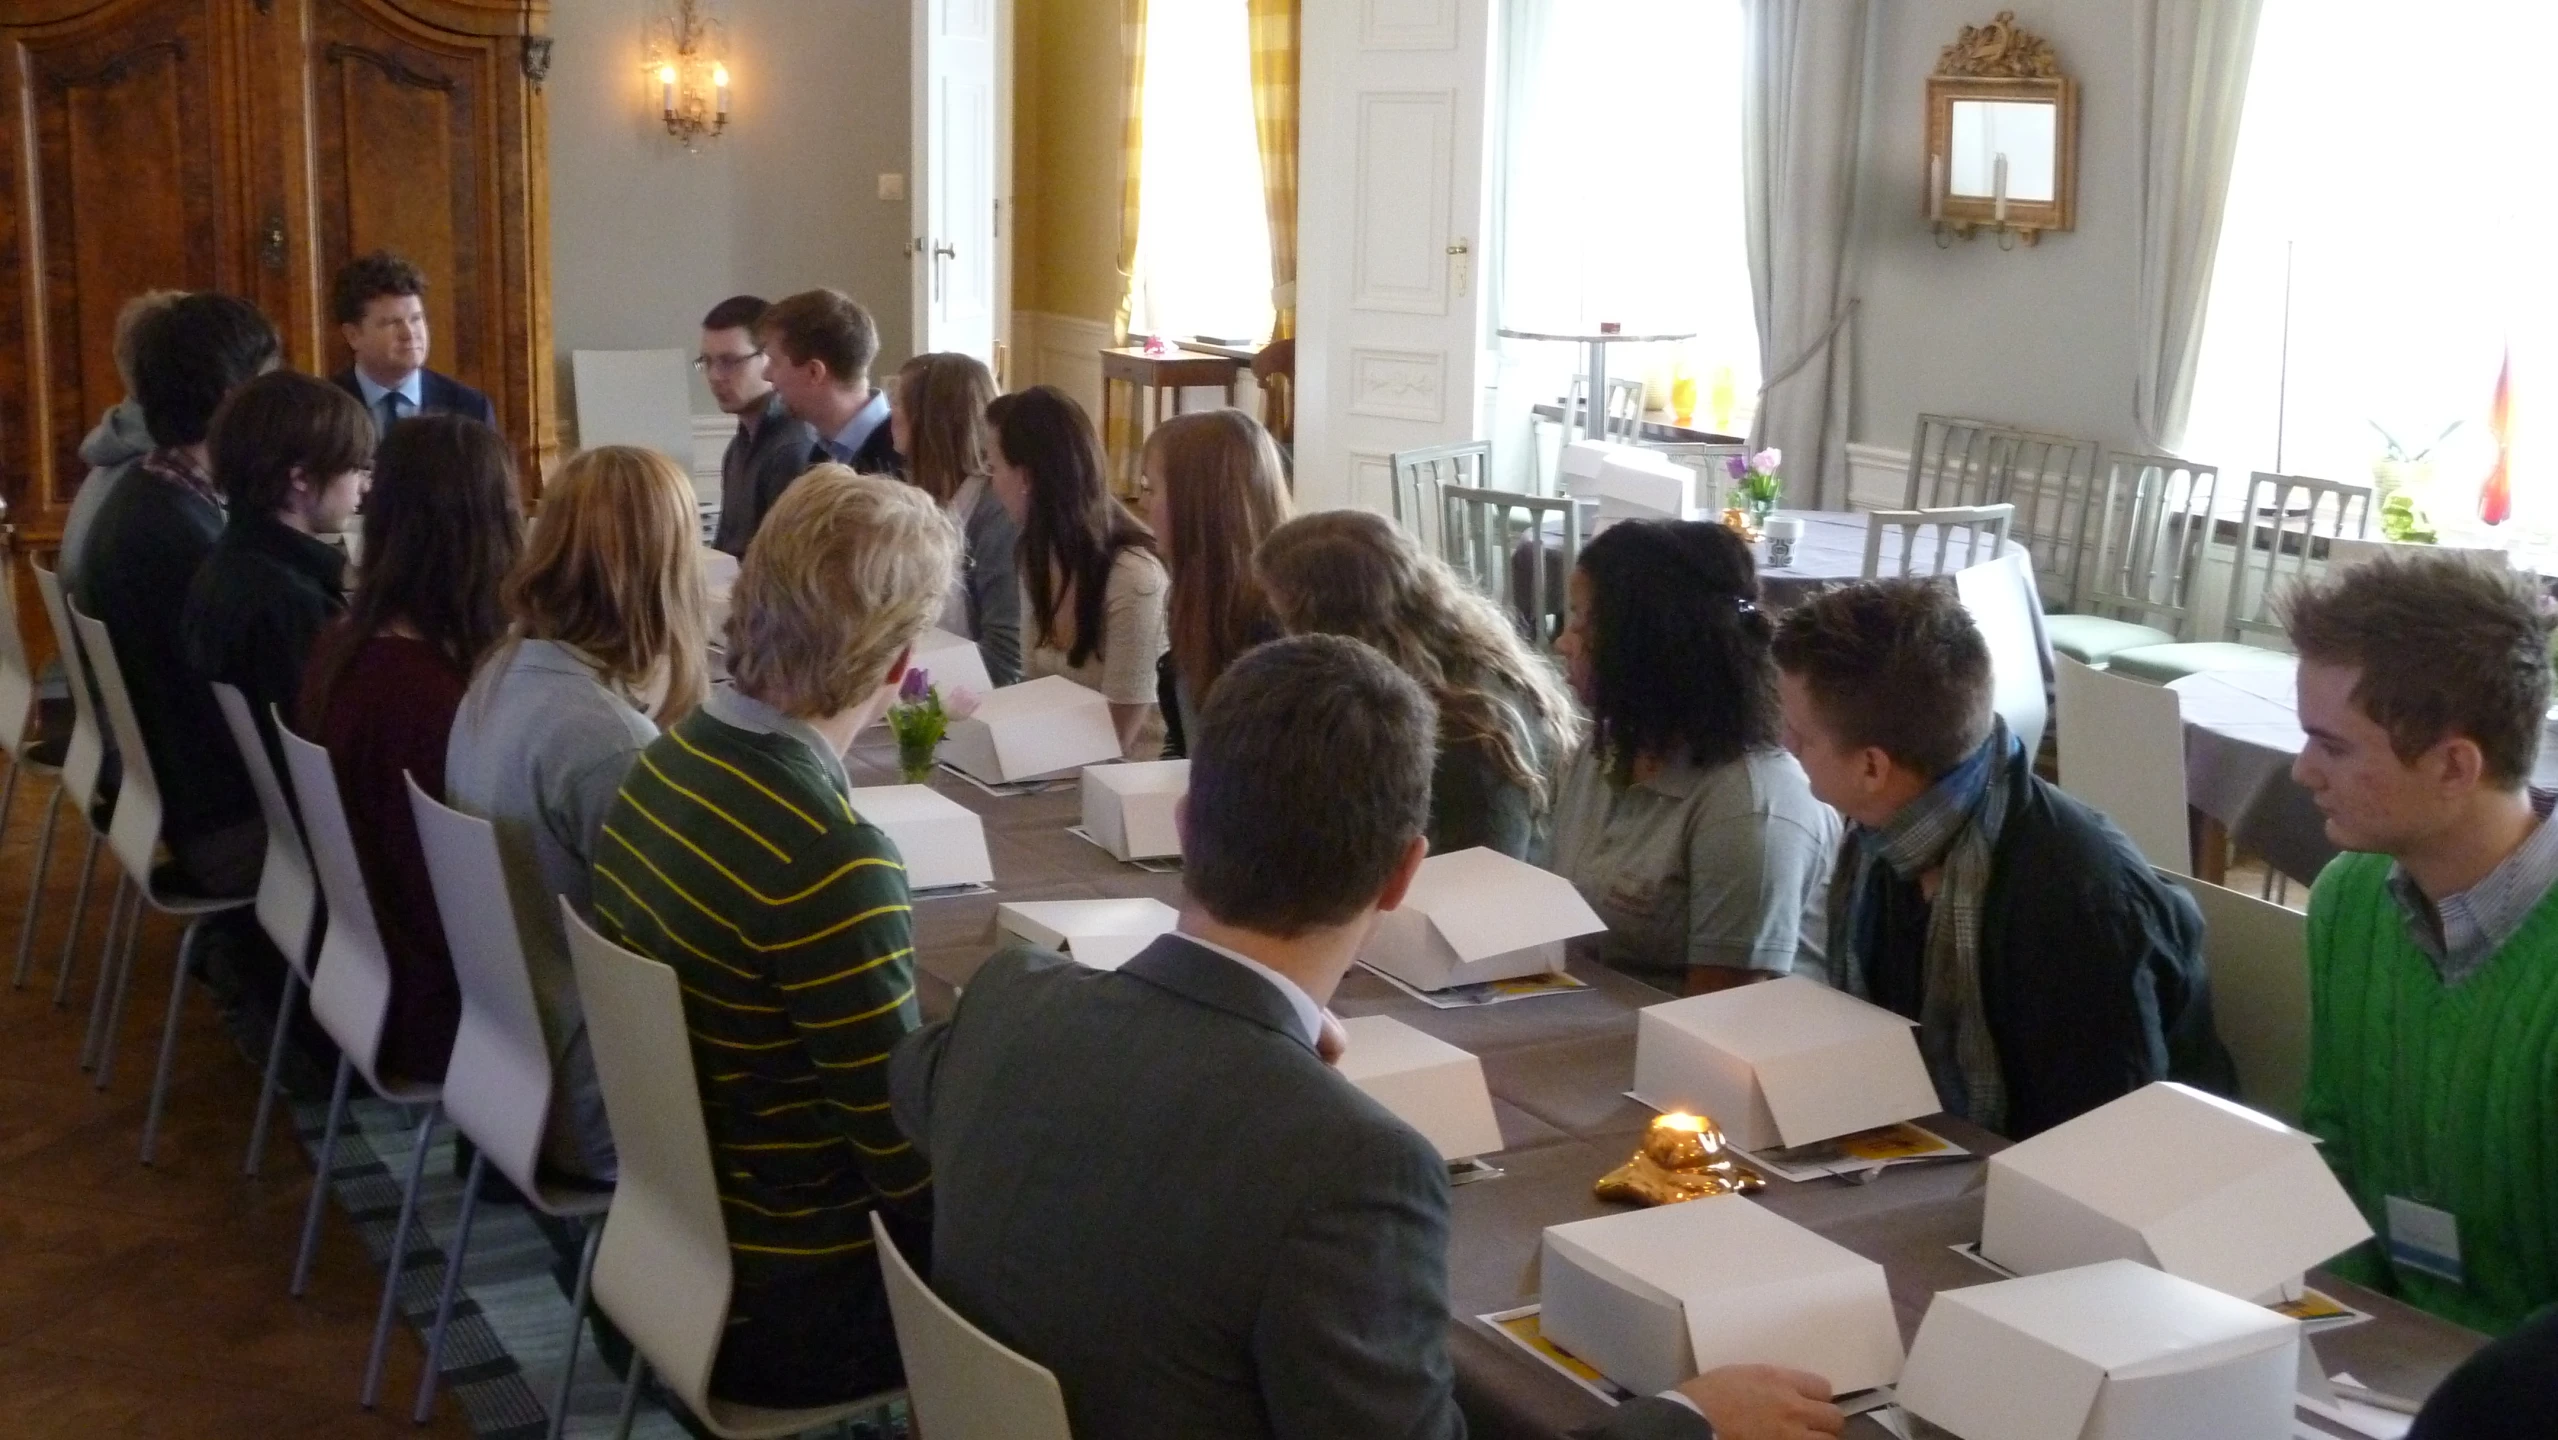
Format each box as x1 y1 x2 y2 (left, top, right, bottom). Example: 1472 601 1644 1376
1762 514 1804 568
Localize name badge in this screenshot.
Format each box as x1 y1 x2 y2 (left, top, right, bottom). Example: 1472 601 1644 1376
2384 1195 2463 1286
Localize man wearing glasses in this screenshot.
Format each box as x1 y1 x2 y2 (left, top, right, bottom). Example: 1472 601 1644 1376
701 295 819 556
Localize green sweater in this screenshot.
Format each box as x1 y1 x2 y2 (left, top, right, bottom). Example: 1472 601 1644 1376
592 705 932 1297
2303 851 2558 1336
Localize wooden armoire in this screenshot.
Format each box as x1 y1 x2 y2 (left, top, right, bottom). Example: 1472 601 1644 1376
0 0 555 572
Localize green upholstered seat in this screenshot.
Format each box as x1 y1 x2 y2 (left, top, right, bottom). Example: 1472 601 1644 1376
2044 613 2178 666
2102 641 2295 685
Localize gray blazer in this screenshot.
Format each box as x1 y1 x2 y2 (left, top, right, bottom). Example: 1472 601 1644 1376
710 393 821 557
890 938 1714 1440
951 478 1023 686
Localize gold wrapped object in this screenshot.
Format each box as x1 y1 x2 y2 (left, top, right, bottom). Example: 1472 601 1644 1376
1596 1111 1767 1205
1720 506 1761 543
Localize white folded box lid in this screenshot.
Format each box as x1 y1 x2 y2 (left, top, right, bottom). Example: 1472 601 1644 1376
1540 1195 1905 1399
941 675 1122 783
1591 450 1696 516
995 898 1180 971
1558 439 1625 497
1332 1015 1503 1161
1081 759 1188 860
1631 976 1942 1152
1982 1081 2373 1303
844 785 994 891
1357 847 1606 990
1896 1259 2300 1440
909 626 996 700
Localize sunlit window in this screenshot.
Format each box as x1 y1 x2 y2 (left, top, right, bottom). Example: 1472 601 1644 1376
1126 0 1274 345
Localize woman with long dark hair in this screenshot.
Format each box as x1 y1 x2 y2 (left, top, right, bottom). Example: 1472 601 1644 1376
989 385 1166 757
299 414 524 1081
1545 520 1839 994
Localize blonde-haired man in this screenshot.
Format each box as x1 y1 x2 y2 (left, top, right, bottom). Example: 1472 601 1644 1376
592 465 960 1407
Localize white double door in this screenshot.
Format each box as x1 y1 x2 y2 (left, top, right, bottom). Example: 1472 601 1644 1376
911 0 1009 373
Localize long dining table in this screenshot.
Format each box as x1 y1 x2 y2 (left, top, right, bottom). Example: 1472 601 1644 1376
850 732 2487 1439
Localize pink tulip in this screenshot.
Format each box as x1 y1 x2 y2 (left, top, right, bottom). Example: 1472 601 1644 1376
945 686 983 720
1752 448 1782 473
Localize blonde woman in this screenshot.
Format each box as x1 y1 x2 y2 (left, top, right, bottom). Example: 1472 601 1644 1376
1256 509 1579 859
1142 409 1291 745
444 444 709 1181
890 351 1021 684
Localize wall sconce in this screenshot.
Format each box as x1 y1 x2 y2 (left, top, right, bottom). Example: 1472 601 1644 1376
645 0 729 151
1923 12 2077 251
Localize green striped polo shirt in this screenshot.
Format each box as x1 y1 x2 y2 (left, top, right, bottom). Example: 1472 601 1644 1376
591 685 930 1290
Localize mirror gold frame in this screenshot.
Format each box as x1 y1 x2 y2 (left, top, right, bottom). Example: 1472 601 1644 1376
1924 12 2077 244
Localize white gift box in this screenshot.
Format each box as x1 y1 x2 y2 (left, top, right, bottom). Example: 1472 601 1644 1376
1590 450 1696 517
1558 439 1625 499
940 675 1122 784
995 898 1180 971
1896 1259 2300 1440
1982 1081 2373 1303
1081 759 1188 860
1333 1015 1503 1160
1540 1196 1905 1399
844 785 993 891
909 626 996 701
1631 976 1942 1152
1358 847 1605 991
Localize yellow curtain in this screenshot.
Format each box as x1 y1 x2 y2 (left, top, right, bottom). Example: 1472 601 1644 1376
1246 0 1299 443
1106 0 1149 493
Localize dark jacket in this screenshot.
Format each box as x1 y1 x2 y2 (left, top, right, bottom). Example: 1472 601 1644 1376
890 938 1712 1440
331 367 496 427
2409 1305 2558 1439
1850 744 2234 1140
710 393 821 557
182 511 349 775
806 414 902 477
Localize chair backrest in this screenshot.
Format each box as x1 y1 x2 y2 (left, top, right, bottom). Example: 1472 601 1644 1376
1565 373 1647 445
1904 414 2010 508
1861 504 2015 579
1952 550 2050 760
564 900 735 1420
1991 430 2105 611
409 773 560 1201
2165 873 2310 1124
0 554 38 757
2080 453 2220 639
1436 482 1581 650
1389 440 1491 545
275 713 400 1091
210 683 322 980
67 609 163 882
2323 535 2510 575
2054 657 2190 874
29 564 106 811
872 1211 1074 1440
2224 471 2374 646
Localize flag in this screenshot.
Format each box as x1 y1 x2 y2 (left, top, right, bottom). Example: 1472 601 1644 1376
2479 346 2513 527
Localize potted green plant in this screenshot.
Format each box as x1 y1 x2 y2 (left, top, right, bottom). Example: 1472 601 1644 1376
886 668 981 783
2369 419 2461 540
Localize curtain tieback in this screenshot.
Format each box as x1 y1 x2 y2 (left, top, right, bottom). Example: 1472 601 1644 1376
1756 296 1861 398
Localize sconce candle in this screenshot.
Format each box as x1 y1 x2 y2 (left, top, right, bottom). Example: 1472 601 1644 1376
1992 153 2009 224
714 62 730 119
658 64 677 118
1928 153 1945 223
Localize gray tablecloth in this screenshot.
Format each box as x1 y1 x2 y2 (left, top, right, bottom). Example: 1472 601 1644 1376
1514 507 2018 620
855 735 2483 1438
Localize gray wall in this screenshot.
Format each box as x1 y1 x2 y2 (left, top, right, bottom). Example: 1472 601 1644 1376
547 0 914 430
1852 0 2143 452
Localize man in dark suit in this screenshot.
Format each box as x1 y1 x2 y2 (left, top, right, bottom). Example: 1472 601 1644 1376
329 250 495 437
759 288 900 478
891 635 1844 1440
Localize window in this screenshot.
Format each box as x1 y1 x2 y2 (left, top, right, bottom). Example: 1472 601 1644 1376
1126 0 1274 345
2184 0 2555 536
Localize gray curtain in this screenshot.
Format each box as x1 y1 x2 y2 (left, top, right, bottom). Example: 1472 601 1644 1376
2130 0 2265 453
1742 0 1871 510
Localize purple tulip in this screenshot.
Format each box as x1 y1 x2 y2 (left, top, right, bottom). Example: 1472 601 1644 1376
1725 454 1749 480
898 667 931 703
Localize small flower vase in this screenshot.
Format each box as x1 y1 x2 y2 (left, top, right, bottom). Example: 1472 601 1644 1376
897 734 938 784
1744 494 1778 531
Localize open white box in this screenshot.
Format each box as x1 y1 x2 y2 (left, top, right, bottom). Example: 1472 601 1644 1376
844 785 993 891
1540 1195 1904 1399
909 626 995 700
1896 1259 2300 1440
1631 976 1941 1152
940 675 1121 784
995 898 1180 971
1358 847 1605 991
1333 1015 1502 1161
1982 1081 2373 1303
1081 759 1187 861
1558 439 1627 499
1590 450 1696 517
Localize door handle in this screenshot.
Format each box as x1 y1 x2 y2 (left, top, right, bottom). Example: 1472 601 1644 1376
260 215 287 272
933 241 956 303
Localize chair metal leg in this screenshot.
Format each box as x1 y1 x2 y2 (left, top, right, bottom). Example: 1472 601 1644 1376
140 917 207 1164
93 886 148 1089
79 880 133 1070
10 786 60 989
412 1148 488 1424
292 1056 355 1297
244 968 304 1177
362 1103 441 1409
613 1353 648 1440
51 831 103 1008
546 1220 606 1440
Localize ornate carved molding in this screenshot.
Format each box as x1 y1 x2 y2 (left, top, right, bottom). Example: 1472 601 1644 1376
47 39 185 90
325 42 458 92
1935 10 2060 79
521 35 554 88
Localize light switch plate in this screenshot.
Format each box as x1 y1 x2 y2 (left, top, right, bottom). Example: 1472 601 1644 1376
877 172 906 201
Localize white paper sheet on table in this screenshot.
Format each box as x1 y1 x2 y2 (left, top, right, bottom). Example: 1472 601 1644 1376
1361 962 1593 1008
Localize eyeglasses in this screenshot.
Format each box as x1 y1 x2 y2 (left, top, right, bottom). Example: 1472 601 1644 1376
693 349 765 375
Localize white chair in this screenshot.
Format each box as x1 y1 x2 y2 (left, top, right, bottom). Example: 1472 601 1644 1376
2165 873 2310 1125
274 717 444 1408
18 564 114 1007
872 1211 1073 1440
407 775 615 1434
1564 372 1648 445
563 903 904 1439
2108 470 2374 684
1952 550 2051 760
1903 414 2008 510
209 683 326 1177
1388 440 1492 548
2054 657 2191 874
1438 483 1581 651
2 558 67 987
2046 453 2220 667
66 609 255 1151
1861 504 2015 579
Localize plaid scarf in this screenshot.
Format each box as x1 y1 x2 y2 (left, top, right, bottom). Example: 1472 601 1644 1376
138 446 222 510
1826 719 2020 1133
